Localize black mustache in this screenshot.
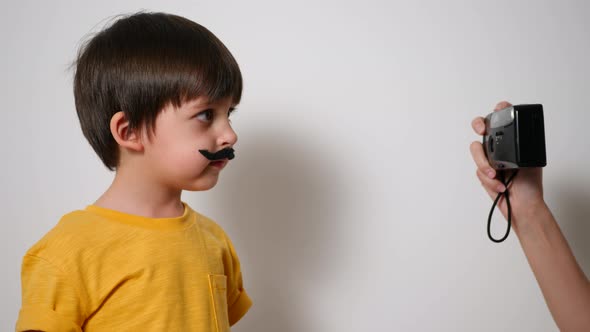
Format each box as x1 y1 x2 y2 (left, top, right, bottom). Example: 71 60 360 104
199 148 235 161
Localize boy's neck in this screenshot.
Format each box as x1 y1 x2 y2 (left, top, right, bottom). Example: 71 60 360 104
94 165 184 219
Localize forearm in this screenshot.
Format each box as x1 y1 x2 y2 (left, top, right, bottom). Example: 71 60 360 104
514 202 590 332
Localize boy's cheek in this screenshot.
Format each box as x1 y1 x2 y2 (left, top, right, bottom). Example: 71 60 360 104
174 147 211 173
150 130 213 167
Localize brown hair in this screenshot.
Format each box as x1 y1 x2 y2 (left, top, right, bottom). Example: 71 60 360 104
73 12 242 170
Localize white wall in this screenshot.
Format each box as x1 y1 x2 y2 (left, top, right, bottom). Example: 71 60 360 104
2 1 589 331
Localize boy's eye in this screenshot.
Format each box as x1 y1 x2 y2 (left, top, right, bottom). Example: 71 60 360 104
196 110 213 122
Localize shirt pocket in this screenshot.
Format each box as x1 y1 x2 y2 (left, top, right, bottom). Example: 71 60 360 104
208 274 230 332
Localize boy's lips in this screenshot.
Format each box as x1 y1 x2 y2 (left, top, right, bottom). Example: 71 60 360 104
209 159 228 169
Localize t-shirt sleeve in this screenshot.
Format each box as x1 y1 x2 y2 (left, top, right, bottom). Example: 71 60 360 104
224 236 252 326
16 254 87 332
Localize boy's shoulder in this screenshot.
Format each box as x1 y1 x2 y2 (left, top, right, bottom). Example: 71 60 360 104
190 206 233 243
25 209 108 261
25 205 237 265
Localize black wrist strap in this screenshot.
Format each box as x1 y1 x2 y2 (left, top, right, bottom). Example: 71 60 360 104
487 170 518 243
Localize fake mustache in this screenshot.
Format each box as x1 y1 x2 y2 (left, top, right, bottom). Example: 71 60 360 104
199 147 235 161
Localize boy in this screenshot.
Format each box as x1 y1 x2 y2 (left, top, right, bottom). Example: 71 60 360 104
16 12 251 331
470 101 590 331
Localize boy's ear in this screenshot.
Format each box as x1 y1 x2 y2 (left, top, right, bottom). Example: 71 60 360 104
110 111 144 152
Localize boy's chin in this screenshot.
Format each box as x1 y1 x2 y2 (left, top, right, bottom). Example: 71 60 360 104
182 177 219 192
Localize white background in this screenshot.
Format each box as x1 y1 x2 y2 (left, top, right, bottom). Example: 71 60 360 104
1 1 589 331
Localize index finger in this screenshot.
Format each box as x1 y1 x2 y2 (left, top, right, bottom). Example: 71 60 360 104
470 141 496 179
494 101 512 111
472 101 514 136
471 117 486 135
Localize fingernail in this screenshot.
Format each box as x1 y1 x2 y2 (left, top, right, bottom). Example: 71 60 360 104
497 185 506 192
487 169 495 178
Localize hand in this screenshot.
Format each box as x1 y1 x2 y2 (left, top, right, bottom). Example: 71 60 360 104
470 101 546 230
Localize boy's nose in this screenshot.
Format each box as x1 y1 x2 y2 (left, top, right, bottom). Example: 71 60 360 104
217 124 238 147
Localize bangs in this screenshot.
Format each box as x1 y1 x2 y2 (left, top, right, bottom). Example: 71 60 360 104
169 36 243 107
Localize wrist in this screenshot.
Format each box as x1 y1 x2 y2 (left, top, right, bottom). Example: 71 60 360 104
520 198 548 219
513 200 552 238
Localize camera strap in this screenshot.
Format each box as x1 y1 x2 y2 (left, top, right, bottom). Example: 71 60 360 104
487 170 518 243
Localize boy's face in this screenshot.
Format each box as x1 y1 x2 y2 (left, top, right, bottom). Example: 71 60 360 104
140 96 238 191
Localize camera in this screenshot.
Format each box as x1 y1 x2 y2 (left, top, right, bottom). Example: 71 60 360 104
483 104 546 169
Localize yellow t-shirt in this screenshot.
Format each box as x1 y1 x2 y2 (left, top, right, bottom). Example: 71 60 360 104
16 203 252 332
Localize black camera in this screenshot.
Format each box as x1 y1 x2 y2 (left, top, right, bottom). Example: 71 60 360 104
483 104 547 170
